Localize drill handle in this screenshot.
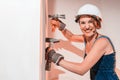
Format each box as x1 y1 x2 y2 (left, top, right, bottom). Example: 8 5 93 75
45 60 51 71
45 46 51 71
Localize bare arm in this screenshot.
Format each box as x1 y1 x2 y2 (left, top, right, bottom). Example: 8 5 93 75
50 19 84 42
61 29 84 42
59 38 108 75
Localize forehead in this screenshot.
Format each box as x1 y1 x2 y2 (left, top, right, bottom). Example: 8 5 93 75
79 16 93 21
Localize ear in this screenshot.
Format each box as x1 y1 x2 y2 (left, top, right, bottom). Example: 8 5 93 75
96 21 101 29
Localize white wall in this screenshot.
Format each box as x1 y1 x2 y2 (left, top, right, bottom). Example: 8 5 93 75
0 0 40 80
47 0 120 80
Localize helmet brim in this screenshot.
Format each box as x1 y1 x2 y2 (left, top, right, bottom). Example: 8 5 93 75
75 14 102 23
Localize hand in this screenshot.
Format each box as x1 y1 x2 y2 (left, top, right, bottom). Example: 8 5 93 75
50 19 59 32
47 49 64 65
50 19 66 32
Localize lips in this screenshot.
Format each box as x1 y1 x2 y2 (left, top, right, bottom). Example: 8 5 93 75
84 29 92 33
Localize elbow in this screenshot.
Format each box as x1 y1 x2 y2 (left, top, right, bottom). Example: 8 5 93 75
81 72 87 76
78 71 86 76
75 69 88 76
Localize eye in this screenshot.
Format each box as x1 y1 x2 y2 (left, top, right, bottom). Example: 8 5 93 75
88 20 94 24
80 21 85 24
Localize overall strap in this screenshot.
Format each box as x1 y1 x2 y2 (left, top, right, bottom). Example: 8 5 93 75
94 35 116 52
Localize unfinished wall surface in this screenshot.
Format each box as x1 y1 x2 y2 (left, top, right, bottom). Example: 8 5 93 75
47 0 120 80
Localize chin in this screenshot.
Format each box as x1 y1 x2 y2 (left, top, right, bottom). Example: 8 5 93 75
84 33 94 37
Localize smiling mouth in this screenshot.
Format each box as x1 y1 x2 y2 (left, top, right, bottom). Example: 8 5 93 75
85 29 92 33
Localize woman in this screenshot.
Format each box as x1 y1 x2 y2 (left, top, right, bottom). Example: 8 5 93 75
47 4 119 80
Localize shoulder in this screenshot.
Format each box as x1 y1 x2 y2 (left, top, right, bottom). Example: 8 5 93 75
94 35 110 48
96 35 111 43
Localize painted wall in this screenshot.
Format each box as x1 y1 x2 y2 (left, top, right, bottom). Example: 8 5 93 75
47 0 120 80
0 0 40 80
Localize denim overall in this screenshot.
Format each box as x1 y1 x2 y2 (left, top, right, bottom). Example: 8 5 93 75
84 35 119 80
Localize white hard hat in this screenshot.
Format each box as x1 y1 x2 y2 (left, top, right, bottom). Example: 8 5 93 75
75 4 102 23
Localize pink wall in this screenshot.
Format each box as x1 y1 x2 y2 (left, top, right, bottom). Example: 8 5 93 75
46 0 120 80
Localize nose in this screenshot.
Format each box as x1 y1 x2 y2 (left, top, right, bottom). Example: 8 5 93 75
85 23 90 29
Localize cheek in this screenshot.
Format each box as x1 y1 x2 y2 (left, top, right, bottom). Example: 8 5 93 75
79 26 85 32
79 24 84 29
